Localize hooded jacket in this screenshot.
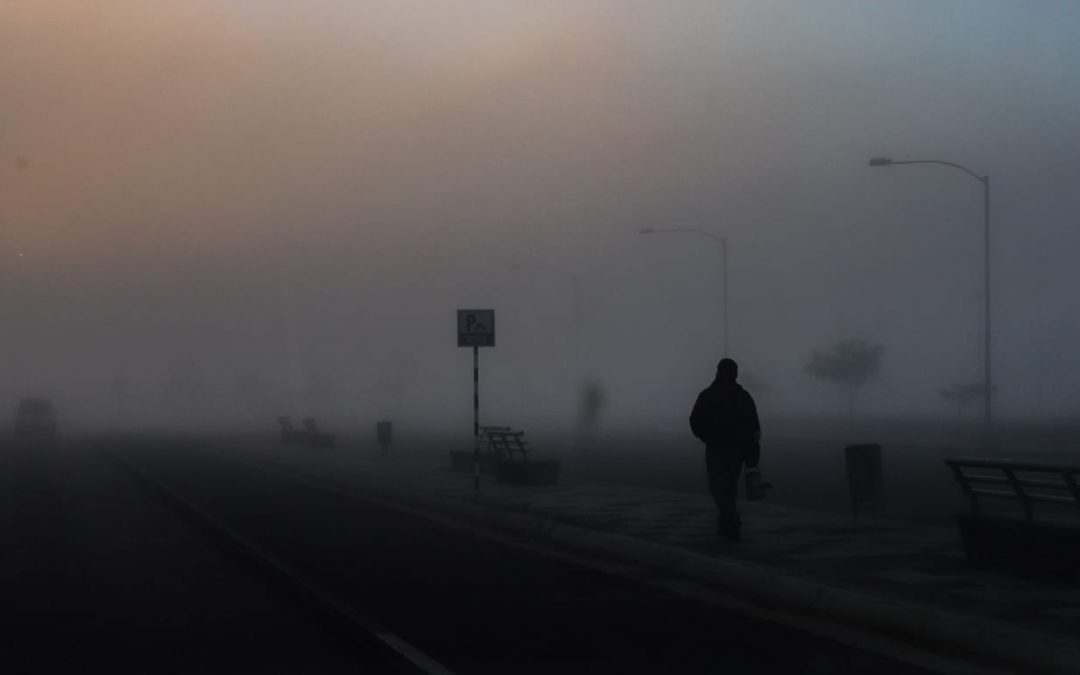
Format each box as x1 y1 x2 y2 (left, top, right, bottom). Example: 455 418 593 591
689 380 761 466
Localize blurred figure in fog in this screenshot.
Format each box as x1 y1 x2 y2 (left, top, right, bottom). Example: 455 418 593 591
689 358 761 541
578 381 606 430
574 380 606 459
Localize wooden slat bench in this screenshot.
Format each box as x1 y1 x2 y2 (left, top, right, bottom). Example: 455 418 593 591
449 426 511 473
276 416 308 444
302 418 336 449
487 428 559 486
485 429 529 461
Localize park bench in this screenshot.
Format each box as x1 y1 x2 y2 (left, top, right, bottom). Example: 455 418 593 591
303 418 336 449
449 426 511 473
945 457 1080 579
486 429 529 460
487 427 560 486
276 416 308 444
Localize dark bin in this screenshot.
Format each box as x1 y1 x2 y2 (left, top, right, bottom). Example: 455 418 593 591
957 514 1080 581
845 443 882 514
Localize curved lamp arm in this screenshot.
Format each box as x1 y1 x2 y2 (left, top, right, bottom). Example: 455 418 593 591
869 157 987 184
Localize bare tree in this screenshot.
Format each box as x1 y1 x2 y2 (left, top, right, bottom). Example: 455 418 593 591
940 382 994 419
807 338 884 417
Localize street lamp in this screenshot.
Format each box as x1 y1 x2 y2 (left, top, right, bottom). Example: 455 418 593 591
868 156 992 429
639 227 729 356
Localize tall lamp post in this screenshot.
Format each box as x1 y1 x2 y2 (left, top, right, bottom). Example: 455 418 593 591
639 227 729 356
868 156 992 429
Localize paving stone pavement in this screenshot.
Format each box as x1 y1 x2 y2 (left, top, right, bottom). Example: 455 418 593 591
216 440 1080 642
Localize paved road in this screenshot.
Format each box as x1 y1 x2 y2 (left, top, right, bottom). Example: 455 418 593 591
109 438 941 674
0 440 396 673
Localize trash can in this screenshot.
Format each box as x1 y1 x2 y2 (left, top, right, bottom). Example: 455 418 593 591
844 443 882 517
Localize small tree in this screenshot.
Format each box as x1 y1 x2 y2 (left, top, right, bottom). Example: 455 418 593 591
940 382 994 419
807 338 884 417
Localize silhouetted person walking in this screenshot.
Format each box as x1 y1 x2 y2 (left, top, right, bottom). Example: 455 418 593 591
690 358 761 541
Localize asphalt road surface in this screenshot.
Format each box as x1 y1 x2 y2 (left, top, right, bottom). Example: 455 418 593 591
0 439 368 673
4 437 943 674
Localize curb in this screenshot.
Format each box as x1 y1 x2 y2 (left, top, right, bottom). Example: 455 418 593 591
340 473 1079 675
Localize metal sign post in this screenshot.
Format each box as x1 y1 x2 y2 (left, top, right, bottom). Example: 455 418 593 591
473 345 479 490
458 309 495 491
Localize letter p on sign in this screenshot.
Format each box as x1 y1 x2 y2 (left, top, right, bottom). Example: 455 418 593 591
457 309 495 347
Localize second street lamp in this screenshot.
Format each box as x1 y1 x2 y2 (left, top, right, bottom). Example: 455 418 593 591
868 156 993 430
639 227 729 356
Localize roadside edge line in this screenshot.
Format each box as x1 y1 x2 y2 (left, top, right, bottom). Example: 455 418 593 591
104 450 455 675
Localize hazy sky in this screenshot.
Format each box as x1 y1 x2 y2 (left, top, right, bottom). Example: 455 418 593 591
2 2 1080 428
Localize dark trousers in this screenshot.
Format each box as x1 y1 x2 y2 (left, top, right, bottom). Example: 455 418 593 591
706 450 744 533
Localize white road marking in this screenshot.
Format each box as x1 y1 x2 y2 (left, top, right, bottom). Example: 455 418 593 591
377 633 455 675
109 452 456 675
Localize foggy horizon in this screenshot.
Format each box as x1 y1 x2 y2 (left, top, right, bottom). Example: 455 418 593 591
3 1 1080 431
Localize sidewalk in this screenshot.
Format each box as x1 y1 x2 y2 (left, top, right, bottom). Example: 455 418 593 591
217 440 1080 671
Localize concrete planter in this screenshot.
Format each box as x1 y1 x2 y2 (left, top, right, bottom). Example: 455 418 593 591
957 514 1080 581
492 458 560 486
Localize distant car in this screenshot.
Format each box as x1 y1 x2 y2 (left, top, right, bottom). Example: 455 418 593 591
14 398 57 439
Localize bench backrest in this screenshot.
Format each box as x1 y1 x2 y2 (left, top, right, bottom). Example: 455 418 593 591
303 418 319 434
486 430 528 459
277 416 294 431
478 425 512 439
476 426 512 448
945 458 1080 521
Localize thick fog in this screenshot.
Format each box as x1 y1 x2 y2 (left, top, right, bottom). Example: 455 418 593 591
2 1 1080 433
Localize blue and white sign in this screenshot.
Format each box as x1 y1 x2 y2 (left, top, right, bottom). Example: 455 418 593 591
457 309 495 347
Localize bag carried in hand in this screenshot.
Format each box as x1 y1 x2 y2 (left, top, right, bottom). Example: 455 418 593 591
745 469 773 501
